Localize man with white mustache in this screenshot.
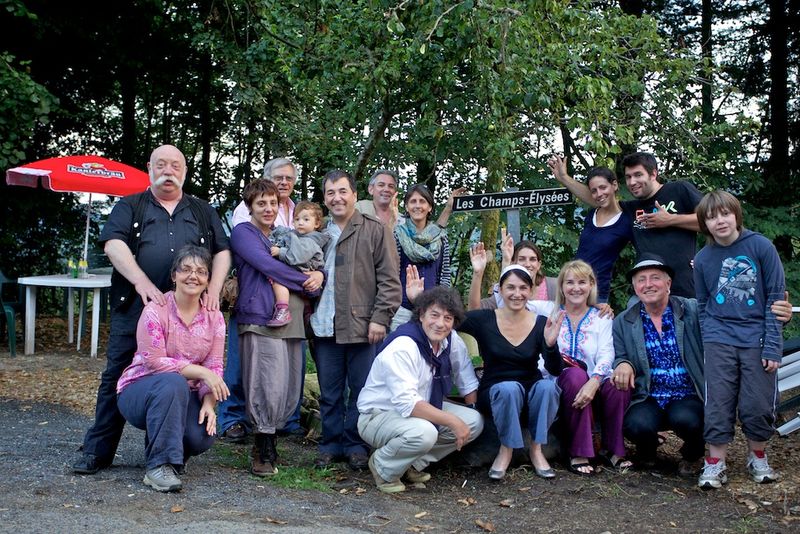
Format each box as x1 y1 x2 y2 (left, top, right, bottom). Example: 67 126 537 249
73 144 231 475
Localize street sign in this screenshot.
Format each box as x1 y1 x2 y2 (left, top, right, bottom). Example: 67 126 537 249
451 187 572 213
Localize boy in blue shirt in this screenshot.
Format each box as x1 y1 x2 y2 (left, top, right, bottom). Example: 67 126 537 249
694 190 785 489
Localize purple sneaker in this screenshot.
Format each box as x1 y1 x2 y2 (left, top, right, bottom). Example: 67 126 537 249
266 305 292 327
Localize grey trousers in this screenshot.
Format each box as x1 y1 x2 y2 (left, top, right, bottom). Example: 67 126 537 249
704 342 778 444
358 402 484 482
240 333 303 434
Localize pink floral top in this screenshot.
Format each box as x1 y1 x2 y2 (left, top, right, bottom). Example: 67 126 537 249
116 291 226 399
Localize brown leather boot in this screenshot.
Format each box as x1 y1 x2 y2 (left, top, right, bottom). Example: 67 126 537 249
251 433 278 476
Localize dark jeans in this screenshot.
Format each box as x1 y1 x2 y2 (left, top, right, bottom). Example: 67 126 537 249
623 395 704 461
217 314 305 434
312 337 375 456
81 330 137 461
118 373 214 469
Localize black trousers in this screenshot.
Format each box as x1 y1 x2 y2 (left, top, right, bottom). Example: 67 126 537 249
623 395 704 461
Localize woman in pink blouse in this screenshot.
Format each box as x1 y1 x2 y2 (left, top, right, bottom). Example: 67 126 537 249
116 245 229 493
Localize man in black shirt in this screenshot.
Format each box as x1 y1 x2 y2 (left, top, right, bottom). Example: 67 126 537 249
73 145 230 474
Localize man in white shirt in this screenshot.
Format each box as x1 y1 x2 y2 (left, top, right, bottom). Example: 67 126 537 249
357 286 484 493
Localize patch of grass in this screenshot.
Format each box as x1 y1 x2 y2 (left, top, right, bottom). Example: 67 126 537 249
212 441 249 469
731 516 764 534
262 465 335 491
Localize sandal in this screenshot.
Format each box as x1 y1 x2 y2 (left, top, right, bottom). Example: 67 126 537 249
599 450 633 473
568 458 595 477
657 432 668 447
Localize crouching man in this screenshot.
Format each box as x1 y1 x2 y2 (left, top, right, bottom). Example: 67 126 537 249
357 287 484 493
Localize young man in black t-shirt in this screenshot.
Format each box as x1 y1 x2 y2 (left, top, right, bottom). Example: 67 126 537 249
618 152 702 298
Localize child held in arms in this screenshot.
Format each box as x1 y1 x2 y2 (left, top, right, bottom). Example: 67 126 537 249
693 190 785 490
267 201 330 326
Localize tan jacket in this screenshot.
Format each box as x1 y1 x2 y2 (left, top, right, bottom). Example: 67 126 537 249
332 211 401 344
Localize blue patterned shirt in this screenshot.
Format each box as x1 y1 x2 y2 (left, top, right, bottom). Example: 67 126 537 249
641 304 695 407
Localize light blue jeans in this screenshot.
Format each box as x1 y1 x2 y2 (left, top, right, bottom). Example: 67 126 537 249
489 379 560 449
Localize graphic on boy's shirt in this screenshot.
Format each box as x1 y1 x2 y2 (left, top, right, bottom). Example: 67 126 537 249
714 255 757 306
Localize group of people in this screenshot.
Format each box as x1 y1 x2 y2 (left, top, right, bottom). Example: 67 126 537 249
71 144 792 495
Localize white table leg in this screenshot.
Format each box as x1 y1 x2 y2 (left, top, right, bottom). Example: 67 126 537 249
91 288 101 358
24 286 36 355
77 289 86 351
67 288 74 343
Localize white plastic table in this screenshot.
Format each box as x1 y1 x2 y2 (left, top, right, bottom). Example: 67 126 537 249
18 274 112 358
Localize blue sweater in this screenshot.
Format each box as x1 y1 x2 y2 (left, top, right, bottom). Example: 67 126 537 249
693 229 785 361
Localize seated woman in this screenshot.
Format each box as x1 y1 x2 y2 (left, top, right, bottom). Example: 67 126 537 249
458 262 564 480
116 245 229 493
525 260 630 475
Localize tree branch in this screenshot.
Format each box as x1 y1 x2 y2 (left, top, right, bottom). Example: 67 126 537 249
354 97 394 182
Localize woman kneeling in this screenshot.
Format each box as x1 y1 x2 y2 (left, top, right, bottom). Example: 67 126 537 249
117 245 229 492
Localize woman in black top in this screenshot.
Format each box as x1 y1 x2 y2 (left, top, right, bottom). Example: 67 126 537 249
459 264 564 481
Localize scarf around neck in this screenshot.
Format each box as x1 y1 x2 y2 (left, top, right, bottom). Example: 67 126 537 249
396 219 444 263
379 321 452 409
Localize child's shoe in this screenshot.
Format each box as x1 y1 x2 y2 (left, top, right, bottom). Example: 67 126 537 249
698 457 727 489
746 450 778 484
266 304 292 327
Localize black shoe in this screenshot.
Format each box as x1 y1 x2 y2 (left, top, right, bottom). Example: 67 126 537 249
73 453 112 474
222 422 247 444
314 452 337 469
348 452 369 471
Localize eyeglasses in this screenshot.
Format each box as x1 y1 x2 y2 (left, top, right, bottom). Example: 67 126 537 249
272 175 296 183
178 265 209 278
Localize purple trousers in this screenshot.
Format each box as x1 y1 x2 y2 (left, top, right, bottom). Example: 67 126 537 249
557 367 631 458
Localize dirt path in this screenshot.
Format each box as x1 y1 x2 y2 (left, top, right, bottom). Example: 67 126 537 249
1 351 799 533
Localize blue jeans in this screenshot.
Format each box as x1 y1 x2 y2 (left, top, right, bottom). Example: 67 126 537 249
217 316 306 434
81 329 137 461
312 337 375 456
118 373 215 469
217 316 249 434
489 380 560 449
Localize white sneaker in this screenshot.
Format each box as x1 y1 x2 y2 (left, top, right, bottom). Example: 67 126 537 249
698 458 727 489
747 452 778 484
143 464 182 492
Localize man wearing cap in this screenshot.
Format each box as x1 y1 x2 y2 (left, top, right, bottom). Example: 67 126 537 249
611 254 793 473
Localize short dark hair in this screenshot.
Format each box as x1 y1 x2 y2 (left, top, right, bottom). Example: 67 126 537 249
171 245 213 278
322 169 356 193
243 178 279 208
696 189 743 240
622 152 658 175
404 183 435 221
411 286 466 327
586 167 617 185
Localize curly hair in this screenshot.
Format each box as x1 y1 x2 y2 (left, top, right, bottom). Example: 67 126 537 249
411 286 466 327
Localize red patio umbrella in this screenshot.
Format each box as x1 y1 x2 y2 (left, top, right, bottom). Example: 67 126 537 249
6 155 150 262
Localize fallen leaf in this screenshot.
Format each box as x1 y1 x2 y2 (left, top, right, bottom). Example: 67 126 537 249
339 488 349 494
518 486 531 492
672 487 686 497
414 511 428 518
170 505 184 513
355 487 367 495
669 521 676 527
406 528 422 533
475 519 496 532
457 497 477 506
264 517 288 525
38 421 48 425
499 498 514 508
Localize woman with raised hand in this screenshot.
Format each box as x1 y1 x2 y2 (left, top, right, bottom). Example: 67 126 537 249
548 156 632 303
391 184 464 331
459 257 565 481
116 245 228 493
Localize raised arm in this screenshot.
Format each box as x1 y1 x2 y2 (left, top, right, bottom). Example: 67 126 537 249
436 187 467 227
468 243 488 311
547 155 595 207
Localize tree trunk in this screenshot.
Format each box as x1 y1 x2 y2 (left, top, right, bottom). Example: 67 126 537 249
701 0 713 125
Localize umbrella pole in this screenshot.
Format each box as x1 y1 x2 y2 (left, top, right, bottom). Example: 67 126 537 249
83 193 91 263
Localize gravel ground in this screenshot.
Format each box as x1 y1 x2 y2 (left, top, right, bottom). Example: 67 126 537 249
2 341 800 533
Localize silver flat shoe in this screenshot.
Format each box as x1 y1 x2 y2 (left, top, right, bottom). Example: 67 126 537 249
534 466 555 479
488 468 506 481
